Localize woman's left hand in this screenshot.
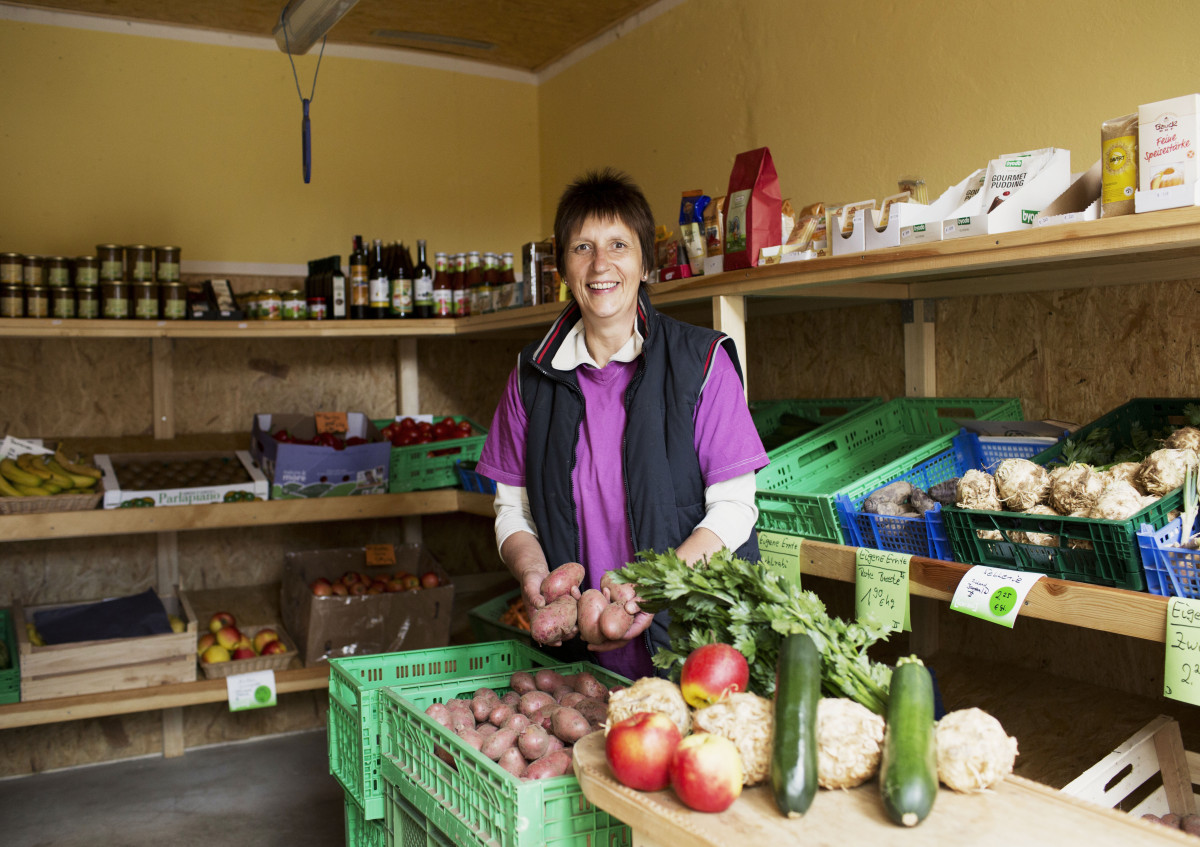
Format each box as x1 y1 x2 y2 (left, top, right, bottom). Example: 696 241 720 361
585 609 654 653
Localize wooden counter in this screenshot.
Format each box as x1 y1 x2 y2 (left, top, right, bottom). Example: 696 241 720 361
571 731 1192 847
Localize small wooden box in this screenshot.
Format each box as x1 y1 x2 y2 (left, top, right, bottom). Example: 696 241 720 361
13 592 197 702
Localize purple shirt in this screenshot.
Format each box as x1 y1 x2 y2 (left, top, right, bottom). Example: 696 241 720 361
477 345 767 679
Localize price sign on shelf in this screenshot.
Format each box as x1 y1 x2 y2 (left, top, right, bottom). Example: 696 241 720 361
950 565 1042 628
758 532 802 591
226 670 277 712
365 544 396 567
314 411 348 434
1164 598 1200 706
855 548 910 632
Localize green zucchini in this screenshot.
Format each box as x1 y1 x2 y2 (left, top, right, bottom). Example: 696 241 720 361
880 656 938 826
770 632 820 817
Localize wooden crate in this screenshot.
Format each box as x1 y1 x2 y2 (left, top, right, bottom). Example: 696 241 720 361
13 592 197 701
1062 715 1200 818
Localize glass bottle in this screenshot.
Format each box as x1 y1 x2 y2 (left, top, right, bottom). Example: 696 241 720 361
412 240 434 319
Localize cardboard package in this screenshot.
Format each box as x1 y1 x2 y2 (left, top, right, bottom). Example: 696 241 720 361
1135 94 1200 213
942 148 1071 238
1032 161 1101 227
96 450 268 510
280 545 454 665
250 413 391 499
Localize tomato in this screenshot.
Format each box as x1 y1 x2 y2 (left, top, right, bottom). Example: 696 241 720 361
456 421 473 437
398 417 417 430
416 421 433 436
416 434 434 444
273 429 292 442
346 436 368 446
432 420 453 440
419 571 441 589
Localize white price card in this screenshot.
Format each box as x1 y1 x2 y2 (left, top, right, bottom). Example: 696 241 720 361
950 566 1043 628
226 670 277 712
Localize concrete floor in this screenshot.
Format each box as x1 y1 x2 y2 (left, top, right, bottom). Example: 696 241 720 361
0 729 346 847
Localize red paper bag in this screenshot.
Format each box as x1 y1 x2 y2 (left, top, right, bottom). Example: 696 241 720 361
722 147 782 270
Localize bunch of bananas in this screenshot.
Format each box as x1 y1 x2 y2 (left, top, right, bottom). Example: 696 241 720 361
0 448 102 497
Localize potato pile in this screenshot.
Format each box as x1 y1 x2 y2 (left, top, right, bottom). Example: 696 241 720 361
423 667 618 781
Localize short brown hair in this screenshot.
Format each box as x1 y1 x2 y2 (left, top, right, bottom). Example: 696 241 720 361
553 168 656 277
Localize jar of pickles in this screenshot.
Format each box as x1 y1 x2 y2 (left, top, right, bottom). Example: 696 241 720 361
160 282 187 320
23 256 45 286
25 284 49 318
0 282 23 317
125 245 154 283
156 246 181 283
47 256 70 287
258 289 282 320
76 285 99 319
74 256 99 287
0 253 22 284
132 281 159 319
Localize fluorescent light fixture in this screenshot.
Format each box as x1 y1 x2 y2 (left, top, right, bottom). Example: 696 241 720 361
273 0 360 55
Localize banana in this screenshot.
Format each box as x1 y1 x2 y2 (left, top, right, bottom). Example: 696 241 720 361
0 473 22 497
15 453 52 481
54 447 102 480
36 456 74 490
26 623 45 647
14 483 49 496
1 458 43 487
47 458 97 489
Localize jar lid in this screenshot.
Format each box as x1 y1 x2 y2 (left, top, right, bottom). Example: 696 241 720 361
155 246 181 253
126 244 151 251
96 243 122 250
26 284 48 292
132 281 157 289
284 289 303 297
23 255 44 262
75 255 97 262
1 252 21 260
160 281 187 289
261 288 279 295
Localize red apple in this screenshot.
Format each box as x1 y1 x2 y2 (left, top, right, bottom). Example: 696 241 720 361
605 711 682 791
330 581 349 596
679 643 749 708
419 571 441 589
261 639 288 655
252 628 279 653
196 632 216 656
349 582 369 596
342 570 367 587
385 578 405 592
231 646 256 661
208 611 236 633
215 625 242 650
669 733 743 813
400 575 420 591
310 577 333 596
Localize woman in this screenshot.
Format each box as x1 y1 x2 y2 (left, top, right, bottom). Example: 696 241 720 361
476 169 768 680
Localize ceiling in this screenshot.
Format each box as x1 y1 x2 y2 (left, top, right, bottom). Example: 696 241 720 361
7 0 664 72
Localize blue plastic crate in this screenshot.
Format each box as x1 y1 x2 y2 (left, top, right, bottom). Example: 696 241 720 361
455 460 497 494
1138 515 1200 598
957 431 1063 472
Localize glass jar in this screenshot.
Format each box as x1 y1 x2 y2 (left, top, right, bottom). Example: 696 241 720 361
103 280 129 319
97 244 123 282
125 245 154 283
74 256 99 287
242 291 259 319
23 255 45 286
0 282 23 317
282 289 305 320
132 281 159 319
160 282 187 320
51 285 75 318
47 256 70 287
1 253 24 284
155 246 181 282
306 296 327 320
76 285 99 319
25 284 49 318
259 289 282 320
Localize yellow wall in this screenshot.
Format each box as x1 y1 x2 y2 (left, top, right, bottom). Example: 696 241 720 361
538 0 1200 235
0 20 540 263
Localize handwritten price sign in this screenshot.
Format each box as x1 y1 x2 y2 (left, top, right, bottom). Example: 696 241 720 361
854 548 910 633
1164 598 1200 706
759 532 802 592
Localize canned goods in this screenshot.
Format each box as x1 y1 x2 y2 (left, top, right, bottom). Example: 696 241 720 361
23 255 45 286
103 280 129 318
74 256 99 287
47 256 70 287
155 246 181 282
125 245 154 283
97 244 123 282
76 285 99 319
25 284 49 318
0 253 21 284
51 285 75 318
160 282 187 320
133 281 159 319
282 289 305 320
259 289 282 320
0 282 23 317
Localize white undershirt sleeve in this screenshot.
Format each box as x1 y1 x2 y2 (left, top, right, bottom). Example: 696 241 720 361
693 471 760 551
493 481 538 556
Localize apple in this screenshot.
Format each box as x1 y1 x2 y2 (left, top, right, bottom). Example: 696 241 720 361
201 644 231 664
310 577 333 596
669 733 743 813
261 639 288 655
215 625 242 650
330 581 349 596
342 570 366 587
168 613 186 633
385 577 405 592
208 611 236 633
349 582 369 596
400 575 420 591
196 632 216 655
679 643 749 708
252 628 280 653
231 646 256 661
419 571 441 589
605 711 682 791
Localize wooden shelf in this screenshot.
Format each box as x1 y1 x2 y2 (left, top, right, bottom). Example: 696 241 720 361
0 665 330 730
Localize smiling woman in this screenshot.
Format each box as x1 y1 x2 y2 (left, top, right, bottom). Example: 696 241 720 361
475 168 770 682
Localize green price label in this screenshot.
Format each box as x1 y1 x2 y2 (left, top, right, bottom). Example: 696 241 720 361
989 586 1019 617
758 531 802 592
854 547 911 633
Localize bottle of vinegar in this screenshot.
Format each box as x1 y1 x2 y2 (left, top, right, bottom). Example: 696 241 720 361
432 252 452 317
413 240 434 319
349 235 368 319
368 238 390 319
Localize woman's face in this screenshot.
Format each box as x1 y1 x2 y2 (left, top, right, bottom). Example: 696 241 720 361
563 215 644 330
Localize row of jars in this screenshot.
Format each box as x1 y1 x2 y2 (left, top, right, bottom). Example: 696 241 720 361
0 280 189 320
0 245 182 288
243 289 308 320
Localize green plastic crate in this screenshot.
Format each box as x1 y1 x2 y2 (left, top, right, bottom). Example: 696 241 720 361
383 781 454 847
0 608 19 705
374 416 488 493
379 664 632 847
750 396 883 453
328 639 557 820
345 791 388 847
467 589 532 647
942 398 1199 590
755 396 1023 544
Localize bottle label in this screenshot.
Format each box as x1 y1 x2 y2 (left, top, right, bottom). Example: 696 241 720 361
415 273 434 306
350 264 368 307
391 278 413 315
433 288 452 316
453 288 468 316
369 277 389 308
331 275 347 317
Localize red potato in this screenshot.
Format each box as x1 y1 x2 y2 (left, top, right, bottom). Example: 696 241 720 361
559 691 586 709
480 727 519 761
577 588 608 644
533 704 560 731
457 728 484 752
472 694 498 723
519 690 556 717
518 725 552 760
425 702 453 729
601 571 638 605
524 750 572 781
552 685 575 702
551 706 592 744
572 697 607 726
477 724 499 737
530 596 579 645
599 603 634 640
488 703 515 727
473 687 500 703
502 713 532 733
446 704 475 734
535 669 568 693
434 745 455 767
544 734 565 754
571 672 609 702
509 672 537 695
501 690 522 708
541 562 586 603
498 746 527 778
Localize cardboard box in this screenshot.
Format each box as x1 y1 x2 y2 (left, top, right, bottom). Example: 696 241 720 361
96 450 267 509
1138 94 1200 192
280 545 454 665
182 583 300 676
1033 161 1101 227
14 590 197 701
250 413 391 499
942 148 1071 238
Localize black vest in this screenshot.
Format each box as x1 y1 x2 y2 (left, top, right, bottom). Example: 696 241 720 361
518 288 760 572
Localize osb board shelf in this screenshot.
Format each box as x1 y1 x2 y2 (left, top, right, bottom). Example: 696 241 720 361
0 665 329 730
3 207 1200 339
0 489 491 541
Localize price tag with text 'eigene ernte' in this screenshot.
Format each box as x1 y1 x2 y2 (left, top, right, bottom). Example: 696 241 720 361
855 548 910 632
758 531 802 591
1164 598 1200 706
